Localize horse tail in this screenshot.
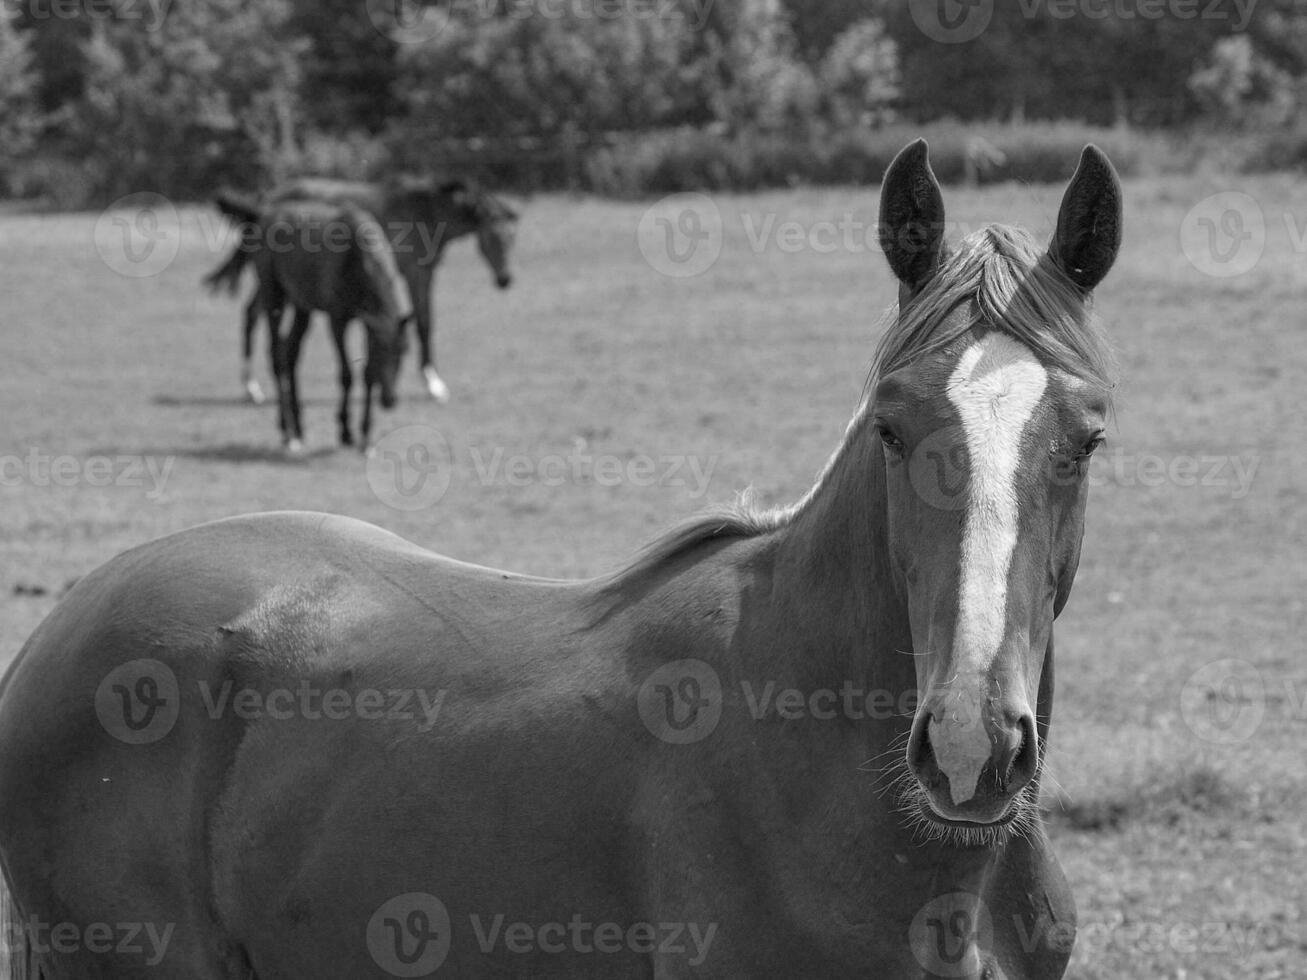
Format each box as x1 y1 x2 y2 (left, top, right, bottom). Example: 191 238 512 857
204 192 265 295
1 873 37 979
212 191 262 225
202 247 250 296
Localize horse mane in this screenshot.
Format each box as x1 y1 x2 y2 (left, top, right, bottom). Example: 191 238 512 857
597 223 1116 588
868 223 1116 391
345 206 412 319
593 495 789 589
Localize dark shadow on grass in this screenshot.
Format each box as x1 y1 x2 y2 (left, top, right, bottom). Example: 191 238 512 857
152 393 338 408
89 443 342 465
1044 765 1253 834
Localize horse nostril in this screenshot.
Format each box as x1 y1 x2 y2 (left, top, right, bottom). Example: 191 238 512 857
905 710 936 778
999 714 1038 791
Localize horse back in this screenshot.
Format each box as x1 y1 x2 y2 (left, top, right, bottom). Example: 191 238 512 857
270 178 382 214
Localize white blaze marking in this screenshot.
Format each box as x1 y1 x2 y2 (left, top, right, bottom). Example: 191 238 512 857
932 333 1048 805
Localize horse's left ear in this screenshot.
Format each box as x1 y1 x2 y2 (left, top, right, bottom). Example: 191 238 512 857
1049 145 1122 292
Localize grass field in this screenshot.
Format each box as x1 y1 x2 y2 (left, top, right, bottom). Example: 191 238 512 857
3 173 1305 978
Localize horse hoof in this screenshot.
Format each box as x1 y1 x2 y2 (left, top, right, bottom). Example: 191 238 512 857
244 381 266 405
423 367 451 404
285 439 305 456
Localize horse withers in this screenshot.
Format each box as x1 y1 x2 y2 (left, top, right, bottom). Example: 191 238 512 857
0 141 1122 977
214 194 411 453
205 177 518 405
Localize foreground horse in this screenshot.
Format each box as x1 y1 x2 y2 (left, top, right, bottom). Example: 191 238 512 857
214 195 411 453
0 140 1122 978
205 177 518 404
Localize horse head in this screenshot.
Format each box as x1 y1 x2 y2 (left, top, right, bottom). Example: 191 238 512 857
873 140 1122 841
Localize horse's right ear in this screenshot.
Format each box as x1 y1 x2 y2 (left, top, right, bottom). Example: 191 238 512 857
878 139 947 297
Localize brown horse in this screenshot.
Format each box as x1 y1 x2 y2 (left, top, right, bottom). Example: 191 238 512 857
0 141 1122 977
213 194 412 453
205 177 518 405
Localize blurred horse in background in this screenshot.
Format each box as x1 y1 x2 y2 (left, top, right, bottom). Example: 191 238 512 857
212 193 411 454
205 177 518 404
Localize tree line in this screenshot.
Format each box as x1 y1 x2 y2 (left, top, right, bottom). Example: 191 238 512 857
2 0 1305 203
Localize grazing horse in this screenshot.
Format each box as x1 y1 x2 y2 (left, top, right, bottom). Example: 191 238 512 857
214 194 411 453
205 177 518 405
0 140 1122 978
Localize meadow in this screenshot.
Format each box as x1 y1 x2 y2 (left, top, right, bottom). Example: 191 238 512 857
2 172 1305 978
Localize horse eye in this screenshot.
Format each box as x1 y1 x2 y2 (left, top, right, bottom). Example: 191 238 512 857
876 425 904 454
1078 434 1105 458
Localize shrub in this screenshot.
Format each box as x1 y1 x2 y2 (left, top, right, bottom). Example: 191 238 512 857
580 121 1175 198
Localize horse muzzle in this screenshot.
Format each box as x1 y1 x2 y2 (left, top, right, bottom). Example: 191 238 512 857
495 273 513 290
906 690 1038 825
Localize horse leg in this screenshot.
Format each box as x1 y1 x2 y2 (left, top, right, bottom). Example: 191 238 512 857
360 362 376 454
241 296 266 405
267 305 299 452
330 317 354 447
411 267 449 403
283 310 312 453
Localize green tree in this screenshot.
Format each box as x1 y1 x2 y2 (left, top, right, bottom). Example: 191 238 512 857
780 0 870 63
877 0 1244 125
287 0 400 133
13 4 89 113
0 6 42 171
703 0 818 131
397 5 710 138
1190 34 1298 126
819 18 898 128
65 0 305 200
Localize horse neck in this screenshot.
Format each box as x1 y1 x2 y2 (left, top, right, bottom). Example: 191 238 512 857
766 412 913 697
741 414 1004 884
386 190 477 244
